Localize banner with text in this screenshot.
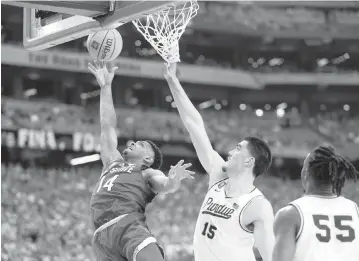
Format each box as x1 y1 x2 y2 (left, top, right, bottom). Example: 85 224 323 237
2 128 356 159
2 128 101 153
1 44 259 89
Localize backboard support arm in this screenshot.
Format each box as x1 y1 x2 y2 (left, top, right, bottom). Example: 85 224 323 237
6 0 176 51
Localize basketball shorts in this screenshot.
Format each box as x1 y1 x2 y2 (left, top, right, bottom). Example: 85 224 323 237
92 212 164 261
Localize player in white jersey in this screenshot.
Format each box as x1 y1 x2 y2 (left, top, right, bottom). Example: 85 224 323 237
273 145 359 261
164 63 275 261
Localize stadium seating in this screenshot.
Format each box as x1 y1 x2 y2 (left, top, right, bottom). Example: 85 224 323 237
2 98 358 154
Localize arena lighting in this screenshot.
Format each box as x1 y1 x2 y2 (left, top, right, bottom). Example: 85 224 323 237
255 109 264 117
24 88 37 97
332 53 350 64
221 100 228 106
28 72 40 80
70 154 101 166
317 58 329 67
165 95 173 102
198 99 216 110
135 40 141 46
257 58 265 65
276 108 285 118
80 89 100 100
214 103 222 110
269 58 284 66
277 103 287 110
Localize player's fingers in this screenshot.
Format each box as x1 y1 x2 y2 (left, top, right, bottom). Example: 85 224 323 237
111 66 119 74
88 63 97 72
88 68 96 75
185 173 195 179
176 159 184 166
181 163 192 169
94 60 100 69
88 66 97 75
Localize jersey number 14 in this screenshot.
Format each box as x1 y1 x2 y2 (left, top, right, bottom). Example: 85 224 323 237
96 175 119 193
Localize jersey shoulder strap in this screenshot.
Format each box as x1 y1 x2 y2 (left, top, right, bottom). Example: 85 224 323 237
288 198 305 240
100 159 125 178
238 188 265 233
208 177 228 192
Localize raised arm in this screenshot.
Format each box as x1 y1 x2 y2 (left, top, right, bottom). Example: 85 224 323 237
88 61 123 171
163 63 225 185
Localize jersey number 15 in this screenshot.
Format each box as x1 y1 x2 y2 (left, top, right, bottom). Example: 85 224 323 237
313 215 356 243
202 222 217 239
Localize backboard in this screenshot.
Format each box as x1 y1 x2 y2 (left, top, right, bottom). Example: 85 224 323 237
3 1 177 51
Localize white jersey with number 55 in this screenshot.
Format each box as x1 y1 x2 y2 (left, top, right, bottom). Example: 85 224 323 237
193 178 264 261
290 195 359 261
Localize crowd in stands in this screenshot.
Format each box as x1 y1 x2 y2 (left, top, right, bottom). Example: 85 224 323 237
2 98 358 155
196 2 359 34
1 96 359 155
2 163 358 261
312 111 359 145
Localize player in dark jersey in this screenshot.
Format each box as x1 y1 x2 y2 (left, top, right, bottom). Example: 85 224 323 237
88 61 195 261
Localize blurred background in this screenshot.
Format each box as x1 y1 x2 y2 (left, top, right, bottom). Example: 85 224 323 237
1 1 359 261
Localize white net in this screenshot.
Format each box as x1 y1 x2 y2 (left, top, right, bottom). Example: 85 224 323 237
132 0 199 63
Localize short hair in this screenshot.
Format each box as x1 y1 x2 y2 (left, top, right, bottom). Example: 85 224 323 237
308 145 358 196
244 136 272 177
146 140 163 170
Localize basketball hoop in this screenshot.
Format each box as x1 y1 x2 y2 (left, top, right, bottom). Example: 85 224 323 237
132 0 199 64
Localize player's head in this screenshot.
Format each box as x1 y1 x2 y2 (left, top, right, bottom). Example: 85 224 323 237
301 145 358 196
224 136 272 178
123 140 163 169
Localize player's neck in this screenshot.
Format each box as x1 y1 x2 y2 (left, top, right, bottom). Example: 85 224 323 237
305 184 337 197
225 172 255 197
123 157 143 167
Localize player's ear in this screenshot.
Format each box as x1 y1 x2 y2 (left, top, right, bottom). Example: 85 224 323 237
143 156 154 166
245 157 255 167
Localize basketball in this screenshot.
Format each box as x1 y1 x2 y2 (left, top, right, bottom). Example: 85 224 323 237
87 29 123 62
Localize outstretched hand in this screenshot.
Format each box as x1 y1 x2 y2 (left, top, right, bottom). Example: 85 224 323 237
163 62 177 80
168 159 195 181
88 60 118 88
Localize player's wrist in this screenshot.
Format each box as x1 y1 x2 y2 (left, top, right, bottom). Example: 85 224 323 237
101 83 112 89
166 75 178 83
168 173 181 183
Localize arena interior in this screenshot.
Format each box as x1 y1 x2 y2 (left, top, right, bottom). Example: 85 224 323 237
1 1 359 261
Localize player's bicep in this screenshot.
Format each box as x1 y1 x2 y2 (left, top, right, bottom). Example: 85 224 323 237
251 198 275 261
100 125 123 169
144 169 169 194
272 206 298 261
